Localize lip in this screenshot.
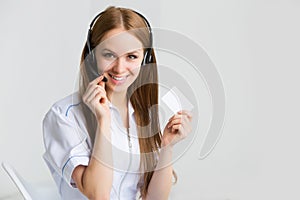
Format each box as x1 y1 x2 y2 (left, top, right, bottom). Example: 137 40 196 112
108 73 129 78
108 73 129 84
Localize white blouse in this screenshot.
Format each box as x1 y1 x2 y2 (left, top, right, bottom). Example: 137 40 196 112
43 92 142 200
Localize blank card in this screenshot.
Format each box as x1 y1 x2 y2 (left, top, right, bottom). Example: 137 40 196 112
161 87 194 114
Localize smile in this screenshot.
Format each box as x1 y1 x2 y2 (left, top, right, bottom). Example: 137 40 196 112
108 73 128 81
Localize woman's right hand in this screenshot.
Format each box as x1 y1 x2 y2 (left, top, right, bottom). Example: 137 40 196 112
82 75 111 123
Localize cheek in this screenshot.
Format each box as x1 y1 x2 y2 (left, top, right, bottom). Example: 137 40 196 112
129 63 141 71
129 57 143 71
97 60 114 72
129 64 141 75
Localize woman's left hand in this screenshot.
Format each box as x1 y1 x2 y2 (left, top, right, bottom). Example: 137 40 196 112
162 110 193 147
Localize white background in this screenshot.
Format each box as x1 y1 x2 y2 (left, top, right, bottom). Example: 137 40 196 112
1 0 299 199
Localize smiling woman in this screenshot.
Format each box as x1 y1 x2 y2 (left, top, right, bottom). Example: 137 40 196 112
42 6 192 200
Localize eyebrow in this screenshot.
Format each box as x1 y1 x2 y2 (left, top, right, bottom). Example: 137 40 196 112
102 48 142 55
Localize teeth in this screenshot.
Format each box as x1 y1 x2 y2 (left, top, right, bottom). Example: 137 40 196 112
111 75 125 81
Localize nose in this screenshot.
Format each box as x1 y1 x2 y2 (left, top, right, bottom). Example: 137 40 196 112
111 56 127 73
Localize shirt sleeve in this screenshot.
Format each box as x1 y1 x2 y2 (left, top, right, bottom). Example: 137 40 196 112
42 104 91 188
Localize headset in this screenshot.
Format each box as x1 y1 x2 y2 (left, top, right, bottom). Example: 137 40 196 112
84 10 153 82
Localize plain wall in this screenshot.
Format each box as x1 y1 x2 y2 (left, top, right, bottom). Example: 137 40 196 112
1 0 299 199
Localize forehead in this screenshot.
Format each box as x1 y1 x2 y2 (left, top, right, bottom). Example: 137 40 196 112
96 28 143 54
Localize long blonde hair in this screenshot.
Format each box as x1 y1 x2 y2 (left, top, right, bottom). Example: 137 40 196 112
79 6 176 198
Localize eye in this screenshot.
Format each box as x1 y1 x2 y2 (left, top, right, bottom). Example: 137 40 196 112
102 52 116 59
128 54 138 60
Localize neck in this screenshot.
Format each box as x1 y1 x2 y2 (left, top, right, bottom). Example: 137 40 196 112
107 90 128 109
107 90 129 129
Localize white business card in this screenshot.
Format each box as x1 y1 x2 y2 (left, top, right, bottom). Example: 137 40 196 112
161 87 194 114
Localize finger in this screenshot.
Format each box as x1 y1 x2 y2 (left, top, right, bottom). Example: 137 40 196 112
97 76 106 87
86 75 104 91
177 110 193 119
168 111 192 121
178 125 188 138
181 115 190 125
82 81 101 102
92 74 105 85
166 117 178 129
86 85 106 103
98 92 108 104
92 92 107 105
84 75 105 98
179 119 192 135
167 118 182 128
173 124 189 138
168 114 182 122
85 75 105 93
171 124 182 133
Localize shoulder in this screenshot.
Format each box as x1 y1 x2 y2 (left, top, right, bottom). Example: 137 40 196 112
43 91 84 124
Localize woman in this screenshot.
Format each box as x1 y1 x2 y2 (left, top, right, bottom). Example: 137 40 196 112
43 6 192 200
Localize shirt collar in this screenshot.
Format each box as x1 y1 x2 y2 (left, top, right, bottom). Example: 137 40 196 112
108 100 135 116
128 100 135 116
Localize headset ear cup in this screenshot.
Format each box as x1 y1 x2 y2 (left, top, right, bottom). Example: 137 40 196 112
142 48 152 66
141 51 147 66
84 50 99 81
147 48 152 63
